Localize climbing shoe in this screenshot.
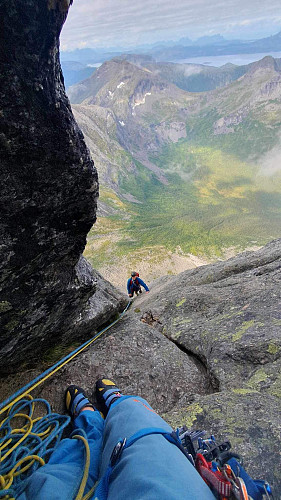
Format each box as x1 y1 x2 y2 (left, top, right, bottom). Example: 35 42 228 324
65 385 94 418
95 378 122 416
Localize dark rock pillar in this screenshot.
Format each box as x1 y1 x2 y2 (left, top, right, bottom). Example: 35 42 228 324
0 0 126 374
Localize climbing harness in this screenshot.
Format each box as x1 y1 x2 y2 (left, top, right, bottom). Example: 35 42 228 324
0 301 132 499
92 425 273 500
93 426 187 500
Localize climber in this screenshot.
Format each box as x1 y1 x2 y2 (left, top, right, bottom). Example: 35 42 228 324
18 378 216 500
127 271 149 297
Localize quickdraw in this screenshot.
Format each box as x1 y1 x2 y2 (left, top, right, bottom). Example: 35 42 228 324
178 427 274 500
196 453 232 497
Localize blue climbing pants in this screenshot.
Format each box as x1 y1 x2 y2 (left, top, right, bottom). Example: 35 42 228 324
19 396 215 499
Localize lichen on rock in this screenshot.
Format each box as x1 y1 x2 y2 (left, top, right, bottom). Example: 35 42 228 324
133 239 281 492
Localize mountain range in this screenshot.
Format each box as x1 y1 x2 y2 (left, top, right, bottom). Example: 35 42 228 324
67 55 281 279
61 30 281 67
61 60 96 88
150 30 281 61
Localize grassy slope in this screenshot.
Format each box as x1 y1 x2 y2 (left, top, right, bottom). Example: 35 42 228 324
120 144 281 254
85 141 281 270
187 109 280 161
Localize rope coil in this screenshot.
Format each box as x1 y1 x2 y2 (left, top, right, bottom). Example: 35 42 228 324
0 300 132 499
0 396 70 498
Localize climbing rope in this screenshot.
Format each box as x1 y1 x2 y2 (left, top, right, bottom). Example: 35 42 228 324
0 395 70 498
0 300 132 416
0 300 132 499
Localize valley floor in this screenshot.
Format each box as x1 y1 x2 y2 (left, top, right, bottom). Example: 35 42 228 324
85 244 261 292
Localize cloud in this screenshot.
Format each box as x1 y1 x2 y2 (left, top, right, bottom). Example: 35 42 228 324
240 20 253 26
259 139 281 176
60 0 281 50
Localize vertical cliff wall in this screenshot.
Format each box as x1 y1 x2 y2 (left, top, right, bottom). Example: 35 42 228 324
0 0 127 374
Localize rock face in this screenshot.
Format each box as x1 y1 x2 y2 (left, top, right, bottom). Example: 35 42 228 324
0 0 127 374
0 241 280 491
163 392 281 493
146 238 281 395
1 316 213 416
1 241 279 491
140 239 281 492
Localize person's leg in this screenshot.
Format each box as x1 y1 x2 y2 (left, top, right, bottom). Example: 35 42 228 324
47 409 104 491
96 384 215 500
18 390 104 500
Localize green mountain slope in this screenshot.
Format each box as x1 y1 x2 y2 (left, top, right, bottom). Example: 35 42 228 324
117 55 252 92
68 54 255 99
69 56 281 276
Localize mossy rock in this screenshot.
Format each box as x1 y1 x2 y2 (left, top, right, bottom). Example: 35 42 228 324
163 391 281 494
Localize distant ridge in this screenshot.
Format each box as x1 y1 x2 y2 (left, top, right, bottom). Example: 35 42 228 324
151 30 281 62
61 31 281 66
68 54 281 102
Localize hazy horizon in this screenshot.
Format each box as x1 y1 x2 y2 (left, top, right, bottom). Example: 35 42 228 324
61 0 281 52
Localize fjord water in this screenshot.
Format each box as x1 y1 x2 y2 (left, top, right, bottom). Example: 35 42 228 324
176 50 281 66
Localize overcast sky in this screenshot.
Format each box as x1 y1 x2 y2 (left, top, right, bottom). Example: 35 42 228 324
60 0 281 51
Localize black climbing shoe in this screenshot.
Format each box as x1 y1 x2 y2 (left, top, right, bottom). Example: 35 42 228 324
65 385 94 419
139 288 142 293
95 378 122 416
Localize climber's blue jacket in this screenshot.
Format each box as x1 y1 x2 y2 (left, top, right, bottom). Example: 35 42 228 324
127 277 149 294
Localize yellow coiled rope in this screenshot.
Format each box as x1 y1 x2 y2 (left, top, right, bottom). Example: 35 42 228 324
0 301 132 499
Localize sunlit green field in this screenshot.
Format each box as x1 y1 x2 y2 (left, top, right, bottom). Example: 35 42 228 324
85 141 281 270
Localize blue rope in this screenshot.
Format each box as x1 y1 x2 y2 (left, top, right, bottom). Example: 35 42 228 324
0 397 71 498
0 300 132 497
0 300 131 413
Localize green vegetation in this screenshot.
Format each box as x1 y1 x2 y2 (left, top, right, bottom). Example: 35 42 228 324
176 298 186 307
232 388 258 395
247 369 268 389
172 402 204 428
267 343 280 355
171 331 182 340
43 342 82 365
81 64 281 267
187 110 280 161
268 371 281 398
115 143 281 257
232 320 255 342
0 301 12 313
85 138 281 267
